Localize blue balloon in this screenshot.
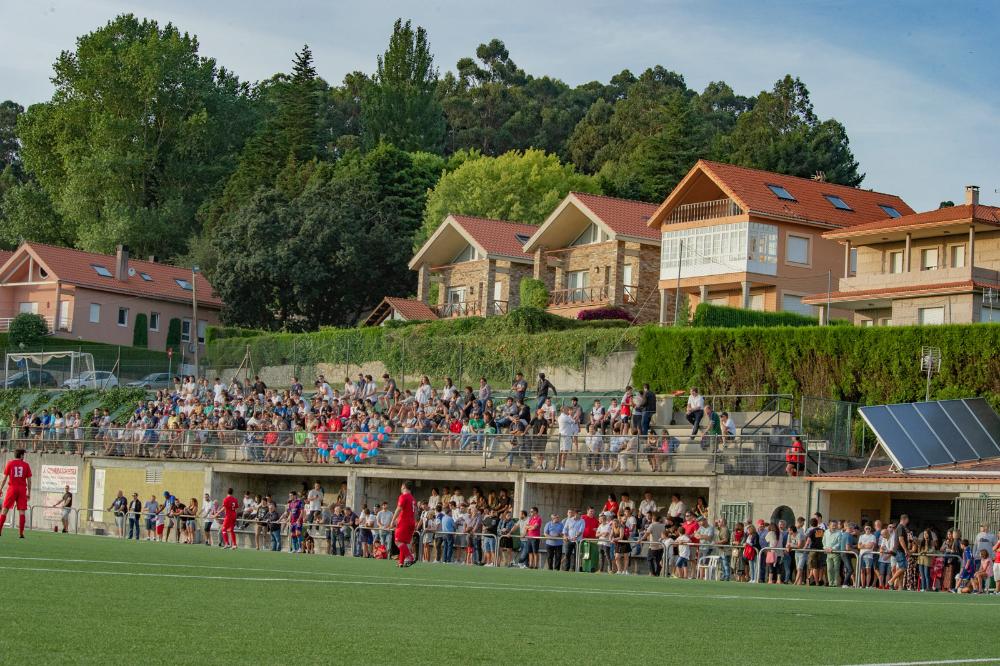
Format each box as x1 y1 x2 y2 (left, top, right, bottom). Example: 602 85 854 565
368 448 379 457
354 454 363 463
378 426 385 434
337 453 348 462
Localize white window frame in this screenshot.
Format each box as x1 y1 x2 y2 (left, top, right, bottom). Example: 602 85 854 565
89 303 101 324
149 312 160 332
117 307 129 327
887 251 903 274
917 306 945 325
849 247 858 275
948 243 966 269
781 292 816 317
748 293 765 311
785 233 811 266
197 320 207 345
920 247 939 271
181 318 192 343
18 302 38 314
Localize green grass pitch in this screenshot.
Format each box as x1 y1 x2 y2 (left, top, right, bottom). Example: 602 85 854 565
0 531 995 665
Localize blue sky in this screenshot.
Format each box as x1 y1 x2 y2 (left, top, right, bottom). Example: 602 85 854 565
1 0 997 211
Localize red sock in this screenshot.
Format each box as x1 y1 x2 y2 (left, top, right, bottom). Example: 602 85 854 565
398 543 411 563
0 513 5 536
18 514 25 535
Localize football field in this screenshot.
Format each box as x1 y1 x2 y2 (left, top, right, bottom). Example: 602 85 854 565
0 532 995 665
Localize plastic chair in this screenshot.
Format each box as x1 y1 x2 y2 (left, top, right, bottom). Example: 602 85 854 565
697 554 721 580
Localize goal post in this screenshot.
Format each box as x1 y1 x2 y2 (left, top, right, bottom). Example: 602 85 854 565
4 351 96 389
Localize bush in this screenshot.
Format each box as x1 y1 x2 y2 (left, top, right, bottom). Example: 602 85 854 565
577 307 634 323
519 279 549 309
205 325 265 343
632 323 1000 409
166 318 182 347
8 312 48 348
132 313 148 348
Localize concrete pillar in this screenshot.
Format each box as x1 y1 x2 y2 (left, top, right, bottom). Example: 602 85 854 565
904 233 912 272
741 281 751 309
484 259 496 316
969 225 976 267
513 473 529 514
843 240 852 276
818 304 828 326
346 471 366 511
532 248 544 280
659 288 669 325
608 241 625 305
415 264 430 302
699 284 708 304
54 281 63 331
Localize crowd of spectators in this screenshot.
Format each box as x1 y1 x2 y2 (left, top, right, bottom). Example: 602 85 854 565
86 481 1000 594
2 373 770 473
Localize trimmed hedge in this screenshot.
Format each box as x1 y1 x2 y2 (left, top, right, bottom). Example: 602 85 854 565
691 303 816 327
577 306 634 322
519 279 549 309
132 313 148 348
632 323 1000 408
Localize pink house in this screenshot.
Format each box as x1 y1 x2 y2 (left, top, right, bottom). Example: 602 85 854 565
0 242 221 351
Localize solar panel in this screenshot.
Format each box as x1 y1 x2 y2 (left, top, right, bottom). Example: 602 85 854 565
859 398 1000 470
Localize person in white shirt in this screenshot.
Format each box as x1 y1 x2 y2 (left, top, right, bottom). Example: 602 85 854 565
415 376 432 408
201 494 218 546
585 423 603 472
639 492 658 517
674 532 692 578
667 494 686 522
686 388 705 437
556 407 578 471
720 411 737 446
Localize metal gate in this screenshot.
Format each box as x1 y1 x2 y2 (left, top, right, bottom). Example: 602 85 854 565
720 501 752 527
954 496 1000 538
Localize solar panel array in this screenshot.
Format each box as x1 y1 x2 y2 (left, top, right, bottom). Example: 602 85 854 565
859 398 1000 470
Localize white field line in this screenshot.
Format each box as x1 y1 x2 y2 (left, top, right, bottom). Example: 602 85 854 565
841 660 1000 666
0 557 997 607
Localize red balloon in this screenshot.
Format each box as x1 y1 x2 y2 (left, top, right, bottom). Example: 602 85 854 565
359 452 367 460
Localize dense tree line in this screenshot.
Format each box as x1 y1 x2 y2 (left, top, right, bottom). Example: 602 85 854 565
0 13 863 330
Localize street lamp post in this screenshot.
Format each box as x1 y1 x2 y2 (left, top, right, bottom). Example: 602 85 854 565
192 265 200 379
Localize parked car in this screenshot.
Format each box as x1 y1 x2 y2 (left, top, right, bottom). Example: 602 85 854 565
126 372 172 390
62 371 119 389
4 370 58 388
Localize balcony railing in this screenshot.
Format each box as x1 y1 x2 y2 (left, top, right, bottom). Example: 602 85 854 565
666 198 742 224
0 315 56 332
549 284 610 307
623 284 638 305
491 300 508 315
434 300 482 318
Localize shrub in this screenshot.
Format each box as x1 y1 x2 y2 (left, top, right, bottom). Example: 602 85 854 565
576 307 634 323
7 312 48 348
132 313 148 347
519 278 549 309
205 325 265 343
690 303 821 327
166 318 182 347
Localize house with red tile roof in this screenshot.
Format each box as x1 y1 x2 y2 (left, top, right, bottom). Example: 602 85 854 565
522 192 661 322
802 187 1000 325
0 242 221 349
645 160 914 322
407 214 537 318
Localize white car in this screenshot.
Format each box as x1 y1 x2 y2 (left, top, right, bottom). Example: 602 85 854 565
62 370 119 390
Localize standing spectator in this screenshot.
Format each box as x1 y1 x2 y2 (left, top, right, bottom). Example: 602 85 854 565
143 495 159 541
201 493 218 546
307 482 324 526
510 372 528 403
805 518 825 586
52 485 73 534
522 507 542 569
534 373 557 411
889 515 911 590
376 501 394 549
685 388 705 437
562 509 584 571
481 508 499 566
496 510 514 566
716 517 732 581
643 515 666 576
638 383 657 435
265 501 282 551
596 514 613 573
580 507 600 572
440 507 456 563
877 527 894 589
974 524 997 570
785 437 806 476
823 520 846 587
126 492 142 541
858 524 878 588
543 513 564 571
108 490 127 538
917 528 936 591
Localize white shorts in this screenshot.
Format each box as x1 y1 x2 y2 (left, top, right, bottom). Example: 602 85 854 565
993 563 1000 580
559 435 573 452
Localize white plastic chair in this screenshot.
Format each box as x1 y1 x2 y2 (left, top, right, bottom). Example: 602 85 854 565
697 554 721 580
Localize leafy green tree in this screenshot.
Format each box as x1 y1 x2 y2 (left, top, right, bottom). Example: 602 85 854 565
0 181 71 248
418 148 598 246
14 14 257 258
8 312 48 348
718 75 863 186
0 101 23 177
362 19 445 153
519 278 549 309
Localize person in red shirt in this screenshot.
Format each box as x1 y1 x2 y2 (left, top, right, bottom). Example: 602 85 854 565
220 487 239 549
602 494 619 517
390 481 417 567
0 449 32 538
581 507 599 539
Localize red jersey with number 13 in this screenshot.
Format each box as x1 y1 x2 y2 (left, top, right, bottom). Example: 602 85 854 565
3 460 31 488
397 493 415 527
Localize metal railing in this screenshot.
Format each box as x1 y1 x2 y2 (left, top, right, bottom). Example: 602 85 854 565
433 300 482 318
622 284 638 305
756 547 861 587
665 198 742 224
0 315 56 332
549 284 610 306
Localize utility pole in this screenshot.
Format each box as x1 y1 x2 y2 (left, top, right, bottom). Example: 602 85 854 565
192 266 200 379
825 270 832 325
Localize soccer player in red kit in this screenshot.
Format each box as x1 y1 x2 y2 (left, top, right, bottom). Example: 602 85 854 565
390 481 417 567
220 487 239 549
0 449 32 538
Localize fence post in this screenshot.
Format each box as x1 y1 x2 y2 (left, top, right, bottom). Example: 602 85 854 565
458 342 464 385
346 337 351 381
582 341 588 392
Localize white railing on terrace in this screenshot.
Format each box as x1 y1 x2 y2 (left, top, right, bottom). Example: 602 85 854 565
0 315 56 332
666 198 743 224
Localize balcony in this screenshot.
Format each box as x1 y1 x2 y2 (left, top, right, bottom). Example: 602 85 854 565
0 315 57 332
838 266 999 292
623 284 638 304
666 198 742 224
433 300 508 318
549 284 610 307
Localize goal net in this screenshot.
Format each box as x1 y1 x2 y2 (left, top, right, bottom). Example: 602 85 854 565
4 351 96 389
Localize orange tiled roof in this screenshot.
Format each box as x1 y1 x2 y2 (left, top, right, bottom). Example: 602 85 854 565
824 204 1000 239
674 160 915 229
10 242 222 307
383 297 438 321
571 192 660 240
450 215 537 259
0 250 12 266
801 279 998 305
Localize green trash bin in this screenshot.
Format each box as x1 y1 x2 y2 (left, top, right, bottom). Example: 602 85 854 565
580 541 597 573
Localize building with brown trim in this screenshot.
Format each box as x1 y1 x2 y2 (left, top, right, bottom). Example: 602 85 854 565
645 160 914 322
523 192 661 323
802 187 1000 325
408 214 537 318
0 242 221 350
